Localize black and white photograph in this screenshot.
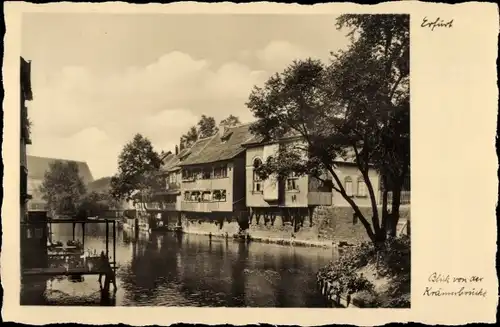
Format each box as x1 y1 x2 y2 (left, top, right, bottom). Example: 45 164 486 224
18 11 411 308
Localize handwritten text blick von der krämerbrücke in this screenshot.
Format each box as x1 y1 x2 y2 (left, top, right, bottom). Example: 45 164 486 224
423 272 487 297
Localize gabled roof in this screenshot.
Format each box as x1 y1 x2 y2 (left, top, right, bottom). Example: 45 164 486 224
242 128 301 147
87 176 112 192
179 123 254 166
27 155 94 184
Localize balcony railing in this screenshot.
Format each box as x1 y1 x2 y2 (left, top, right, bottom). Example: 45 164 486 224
145 202 176 211
165 182 180 191
180 201 224 212
379 190 411 205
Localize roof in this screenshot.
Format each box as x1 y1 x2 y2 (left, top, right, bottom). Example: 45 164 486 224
242 128 301 147
27 155 94 184
179 123 254 166
87 177 112 192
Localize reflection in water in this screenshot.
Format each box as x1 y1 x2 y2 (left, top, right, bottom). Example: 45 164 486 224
21 223 335 307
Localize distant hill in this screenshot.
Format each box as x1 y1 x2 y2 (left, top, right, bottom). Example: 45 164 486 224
87 176 112 193
27 155 94 184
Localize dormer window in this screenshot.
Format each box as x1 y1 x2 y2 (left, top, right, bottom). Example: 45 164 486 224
221 131 233 143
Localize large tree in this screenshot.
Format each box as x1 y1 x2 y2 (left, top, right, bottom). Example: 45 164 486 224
247 14 409 245
40 161 87 218
110 134 163 210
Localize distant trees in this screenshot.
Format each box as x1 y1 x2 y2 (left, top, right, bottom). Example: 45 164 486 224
179 126 199 150
247 14 409 246
40 161 87 218
197 115 218 138
179 114 241 150
220 114 241 128
40 163 124 219
110 133 163 210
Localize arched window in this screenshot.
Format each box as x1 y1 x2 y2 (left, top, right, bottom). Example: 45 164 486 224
344 176 353 197
253 158 263 192
357 176 367 197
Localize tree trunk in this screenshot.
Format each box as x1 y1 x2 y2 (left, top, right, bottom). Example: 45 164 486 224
389 185 402 237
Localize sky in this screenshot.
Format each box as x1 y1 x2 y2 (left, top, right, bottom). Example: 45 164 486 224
22 13 349 179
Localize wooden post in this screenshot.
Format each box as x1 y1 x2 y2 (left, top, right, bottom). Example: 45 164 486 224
112 220 116 265
105 220 109 259
72 222 75 241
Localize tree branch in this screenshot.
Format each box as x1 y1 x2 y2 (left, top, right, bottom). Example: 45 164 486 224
327 165 377 242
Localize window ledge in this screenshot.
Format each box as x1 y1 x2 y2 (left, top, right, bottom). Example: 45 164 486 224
252 191 263 194
286 189 300 193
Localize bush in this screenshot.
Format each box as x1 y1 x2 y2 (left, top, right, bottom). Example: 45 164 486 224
317 235 411 308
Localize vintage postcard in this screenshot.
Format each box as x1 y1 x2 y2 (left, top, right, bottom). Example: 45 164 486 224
1 1 498 326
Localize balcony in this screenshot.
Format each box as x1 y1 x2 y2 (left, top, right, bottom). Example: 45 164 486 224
20 142 27 168
165 182 181 193
145 202 177 212
180 201 225 212
21 105 31 144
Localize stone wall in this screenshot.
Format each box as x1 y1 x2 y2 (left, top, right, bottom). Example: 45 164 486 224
245 206 410 246
179 206 410 246
180 216 241 238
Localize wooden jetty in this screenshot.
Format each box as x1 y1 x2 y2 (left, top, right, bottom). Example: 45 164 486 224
21 217 118 293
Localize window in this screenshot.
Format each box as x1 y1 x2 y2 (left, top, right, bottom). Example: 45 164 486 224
182 169 192 180
213 165 228 178
357 177 367 197
190 191 201 202
184 191 190 201
345 177 353 196
202 191 212 202
253 158 263 193
193 169 202 180
202 167 212 179
286 172 299 191
213 190 227 202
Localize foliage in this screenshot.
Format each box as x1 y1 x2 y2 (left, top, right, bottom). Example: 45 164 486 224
246 14 410 244
318 248 375 296
180 126 199 150
197 115 218 138
179 114 241 150
220 114 241 127
110 134 163 208
317 235 411 308
75 191 120 218
40 161 87 217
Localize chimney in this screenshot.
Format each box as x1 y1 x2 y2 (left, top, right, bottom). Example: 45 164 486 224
175 145 179 155
218 122 228 138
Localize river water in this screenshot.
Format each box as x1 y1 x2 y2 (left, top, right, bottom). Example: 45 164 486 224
21 222 336 307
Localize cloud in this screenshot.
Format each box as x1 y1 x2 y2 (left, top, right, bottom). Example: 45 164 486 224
29 40 325 178
256 40 315 71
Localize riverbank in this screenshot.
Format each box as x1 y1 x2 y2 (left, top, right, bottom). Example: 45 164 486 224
178 223 336 248
177 206 410 249
316 235 411 308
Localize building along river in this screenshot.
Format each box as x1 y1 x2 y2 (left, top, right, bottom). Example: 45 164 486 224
21 222 337 307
